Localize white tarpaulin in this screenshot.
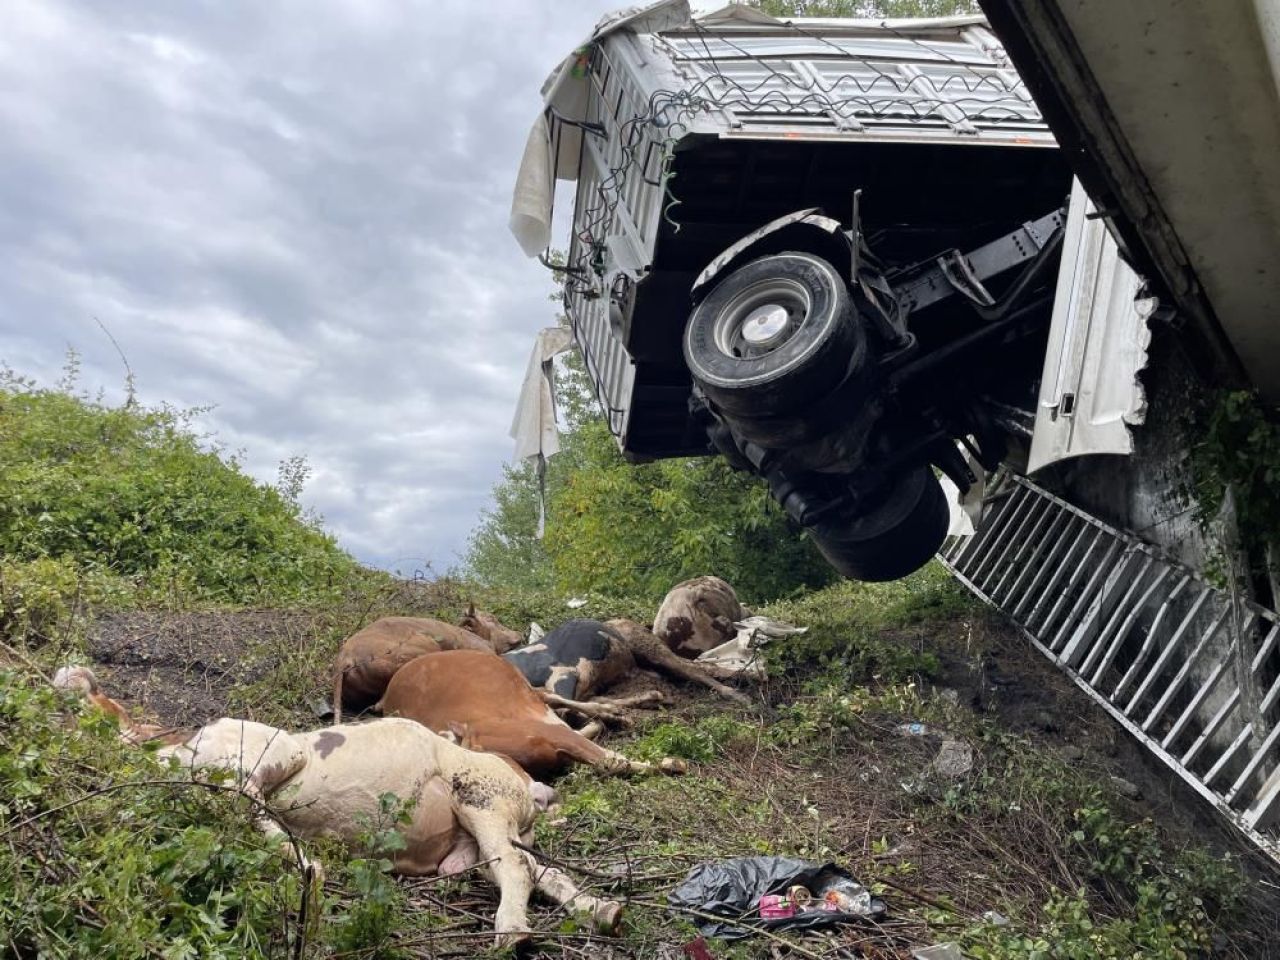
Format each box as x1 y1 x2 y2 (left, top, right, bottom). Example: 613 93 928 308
510 326 575 536
508 0 690 257
511 326 574 462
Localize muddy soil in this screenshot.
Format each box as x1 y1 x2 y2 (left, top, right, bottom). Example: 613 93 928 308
87 609 318 726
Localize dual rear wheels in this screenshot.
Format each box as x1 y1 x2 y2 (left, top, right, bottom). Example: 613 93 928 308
683 251 948 582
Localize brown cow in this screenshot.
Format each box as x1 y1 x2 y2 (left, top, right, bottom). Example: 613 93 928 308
332 616 498 722
653 576 744 658
378 649 685 780
52 666 188 746
459 604 524 652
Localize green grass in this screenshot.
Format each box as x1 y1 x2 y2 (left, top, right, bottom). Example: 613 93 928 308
1 364 1269 958
761 562 978 682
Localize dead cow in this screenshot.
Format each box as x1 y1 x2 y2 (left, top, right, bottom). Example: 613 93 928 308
52 666 188 746
475 614 750 706
653 576 745 658
379 649 686 780
332 616 503 721
459 604 524 652
160 716 620 944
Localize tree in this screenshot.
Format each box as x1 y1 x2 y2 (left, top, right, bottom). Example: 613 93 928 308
543 417 836 602
465 344 836 604
464 457 556 593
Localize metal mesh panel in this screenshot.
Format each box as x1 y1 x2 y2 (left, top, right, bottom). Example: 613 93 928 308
941 474 1280 860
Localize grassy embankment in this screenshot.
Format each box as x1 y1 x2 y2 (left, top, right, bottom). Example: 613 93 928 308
1 378 1272 958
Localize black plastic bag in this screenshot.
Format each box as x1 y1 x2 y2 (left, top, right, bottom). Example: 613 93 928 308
668 856 887 940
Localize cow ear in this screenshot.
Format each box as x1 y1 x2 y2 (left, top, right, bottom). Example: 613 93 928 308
466 602 476 618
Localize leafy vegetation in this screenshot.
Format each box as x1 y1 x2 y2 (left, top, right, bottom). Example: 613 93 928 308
0 364 364 639
543 419 837 603
0 673 308 958
762 561 973 679
1187 388 1280 585
466 350 837 604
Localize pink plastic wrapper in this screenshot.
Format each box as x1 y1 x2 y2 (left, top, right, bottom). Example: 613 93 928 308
758 894 797 920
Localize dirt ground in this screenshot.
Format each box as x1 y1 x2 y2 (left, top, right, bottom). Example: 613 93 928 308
88 609 320 725
77 605 1280 958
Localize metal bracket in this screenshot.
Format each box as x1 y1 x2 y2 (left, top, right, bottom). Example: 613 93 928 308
547 106 607 139
938 250 997 307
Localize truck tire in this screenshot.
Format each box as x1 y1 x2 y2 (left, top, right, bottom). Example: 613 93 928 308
684 252 865 419
808 467 949 582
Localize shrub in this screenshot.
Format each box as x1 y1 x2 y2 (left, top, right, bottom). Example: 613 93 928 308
0 374 362 622
0 669 308 958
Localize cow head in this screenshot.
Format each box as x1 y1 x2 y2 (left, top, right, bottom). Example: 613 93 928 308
52 665 99 696
459 604 523 654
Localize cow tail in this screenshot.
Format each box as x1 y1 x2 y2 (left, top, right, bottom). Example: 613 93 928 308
332 667 345 725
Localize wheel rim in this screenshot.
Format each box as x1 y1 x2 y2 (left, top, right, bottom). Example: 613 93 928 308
711 278 811 360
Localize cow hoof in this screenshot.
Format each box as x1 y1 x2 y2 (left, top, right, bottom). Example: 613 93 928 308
595 900 624 934
495 929 534 953
658 758 688 775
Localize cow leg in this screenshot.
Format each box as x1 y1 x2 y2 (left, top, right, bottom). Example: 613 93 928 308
596 751 688 777
539 720 689 778
539 692 631 726
612 620 752 705
529 862 622 933
456 812 534 944
576 720 604 741
583 690 668 710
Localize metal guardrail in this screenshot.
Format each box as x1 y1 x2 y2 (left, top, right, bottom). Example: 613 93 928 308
939 473 1280 861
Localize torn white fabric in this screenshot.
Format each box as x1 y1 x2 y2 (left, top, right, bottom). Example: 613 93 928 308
510 115 555 258
695 616 807 680
696 633 768 680
940 446 986 538
511 326 575 462
510 326 575 537
509 0 690 256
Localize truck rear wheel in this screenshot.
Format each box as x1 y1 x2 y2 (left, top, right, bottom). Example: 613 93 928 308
808 467 949 582
684 252 865 419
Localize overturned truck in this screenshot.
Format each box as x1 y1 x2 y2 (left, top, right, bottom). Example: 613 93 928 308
510 0 1153 583
511 0 1280 859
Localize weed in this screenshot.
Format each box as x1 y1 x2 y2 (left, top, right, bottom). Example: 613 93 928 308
0 671 306 958
330 794 414 958
631 715 756 763
761 563 970 682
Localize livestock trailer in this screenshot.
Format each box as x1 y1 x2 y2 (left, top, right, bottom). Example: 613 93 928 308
509 0 1149 583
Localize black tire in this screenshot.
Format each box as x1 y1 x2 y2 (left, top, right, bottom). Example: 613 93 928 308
684 251 865 419
809 467 949 582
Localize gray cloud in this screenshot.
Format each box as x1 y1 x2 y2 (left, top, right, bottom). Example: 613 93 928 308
0 0 620 571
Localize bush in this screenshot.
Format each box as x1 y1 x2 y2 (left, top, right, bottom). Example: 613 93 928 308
0 670 309 958
0 556 132 643
0 374 362 622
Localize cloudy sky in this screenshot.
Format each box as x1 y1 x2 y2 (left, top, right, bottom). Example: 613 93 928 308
0 0 624 573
